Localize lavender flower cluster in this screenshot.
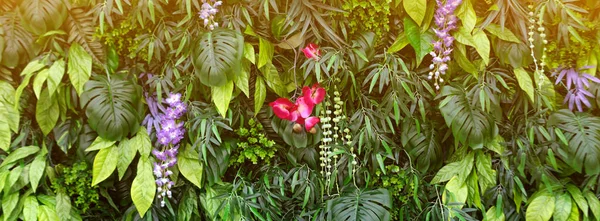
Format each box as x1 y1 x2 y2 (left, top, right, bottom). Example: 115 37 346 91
151 93 187 207
429 0 463 90
553 67 600 112
198 0 222 30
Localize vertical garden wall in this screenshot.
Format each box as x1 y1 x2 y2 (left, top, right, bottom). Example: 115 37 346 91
1 0 600 220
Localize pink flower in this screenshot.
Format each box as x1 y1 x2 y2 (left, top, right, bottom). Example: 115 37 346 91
302 84 326 106
302 43 321 60
269 98 298 121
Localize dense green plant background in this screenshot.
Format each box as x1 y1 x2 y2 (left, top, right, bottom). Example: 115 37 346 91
2 0 600 220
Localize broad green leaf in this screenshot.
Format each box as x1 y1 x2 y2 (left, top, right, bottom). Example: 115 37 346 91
47 59 65 96
476 152 496 193
258 38 273 69
29 153 46 192
0 118 10 152
92 145 119 186
261 63 287 97
458 0 477 32
442 176 468 210
566 184 588 217
33 69 49 98
567 201 579 221
132 127 152 157
483 206 505 221
454 27 476 46
3 192 19 218
388 33 409 53
431 151 474 184
68 43 92 95
0 82 19 133
554 192 572 221
36 89 59 135
212 80 234 118
24 196 39 221
514 68 535 102
585 191 600 220
485 24 521 43
403 0 426 25
37 205 60 221
243 42 255 63
80 74 143 141
131 158 156 217
85 136 116 152
16 59 45 107
117 138 137 180
473 29 490 65
404 17 421 59
18 0 67 35
254 76 266 115
234 65 250 97
526 190 555 221
0 146 40 168
192 28 244 87
55 191 71 221
328 188 392 221
178 145 203 189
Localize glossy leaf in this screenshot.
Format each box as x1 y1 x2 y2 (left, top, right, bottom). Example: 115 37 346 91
68 43 92 96
131 158 156 217
192 28 244 87
92 145 119 186
36 89 59 135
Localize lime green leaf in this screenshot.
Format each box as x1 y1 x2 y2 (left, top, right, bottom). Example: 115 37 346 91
131 158 156 218
483 206 505 221
132 127 152 157
442 176 468 210
473 29 490 65
485 24 521 43
258 38 273 69
47 59 65 96
37 205 59 221
33 69 49 99
0 118 10 152
36 89 59 135
24 196 39 221
2 192 19 218
178 145 203 189
458 0 477 32
566 184 588 217
388 33 409 53
0 146 40 168
261 63 287 97
585 190 600 220
234 65 250 97
403 0 426 26
254 76 266 115
454 27 476 46
85 136 116 152
514 67 535 102
431 151 474 184
404 17 421 58
67 43 92 96
475 152 496 193
92 145 119 186
554 192 572 221
535 70 555 109
526 190 555 221
117 138 137 180
567 200 579 221
212 80 234 118
29 153 46 192
243 42 255 63
55 191 71 221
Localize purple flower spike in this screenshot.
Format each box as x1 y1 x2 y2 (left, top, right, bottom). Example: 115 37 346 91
428 0 463 90
553 67 600 112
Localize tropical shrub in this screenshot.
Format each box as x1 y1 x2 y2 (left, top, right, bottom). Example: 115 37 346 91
2 0 600 220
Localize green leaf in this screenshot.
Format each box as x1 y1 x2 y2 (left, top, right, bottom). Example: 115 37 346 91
234 65 250 97
24 196 39 221
192 28 244 87
258 38 274 69
55 191 71 221
18 0 67 35
472 29 490 65
0 146 40 168
483 206 505 221
403 0 426 26
212 80 234 118
514 67 535 103
442 176 468 210
16 59 46 107
37 205 60 221
585 191 600 220
526 190 555 221
254 76 266 115
554 192 572 221
475 152 496 193
261 63 288 97
0 117 11 152
388 33 409 53
117 138 137 180
177 188 198 221
401 120 442 173
85 136 116 152
328 188 392 221
454 27 476 47
567 201 580 221
67 43 92 96
178 144 203 189
404 17 421 59
29 153 46 192
535 70 555 109
36 89 59 135
131 158 156 218
243 42 255 64
2 192 19 219
92 145 119 186
566 184 588 217
33 69 49 99
431 151 474 184
458 0 477 32
80 74 143 141
47 59 65 96
485 24 521 43
132 127 152 157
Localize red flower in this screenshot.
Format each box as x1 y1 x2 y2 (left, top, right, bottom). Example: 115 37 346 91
302 84 326 105
302 43 321 60
269 98 298 122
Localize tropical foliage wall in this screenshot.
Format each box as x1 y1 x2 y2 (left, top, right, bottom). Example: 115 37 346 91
2 0 600 220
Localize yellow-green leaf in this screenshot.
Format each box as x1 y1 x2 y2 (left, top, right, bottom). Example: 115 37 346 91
85 136 116 152
92 145 119 186
37 205 59 221
67 43 92 95
442 176 468 210
23 196 39 221
29 153 46 192
458 0 477 32
36 89 59 136
47 59 65 96
177 145 203 189
212 80 234 118
403 0 427 26
554 192 572 221
485 24 521 43
133 127 152 157
258 38 273 69
473 29 490 65
483 206 505 221
254 76 266 115
117 138 137 180
514 67 535 102
526 190 555 221
131 158 156 217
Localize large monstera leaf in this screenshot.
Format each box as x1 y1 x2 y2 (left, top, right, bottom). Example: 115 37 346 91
0 12 37 68
80 74 142 141
18 0 67 35
548 109 600 175
401 119 443 173
439 85 495 149
327 188 392 221
192 28 244 87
